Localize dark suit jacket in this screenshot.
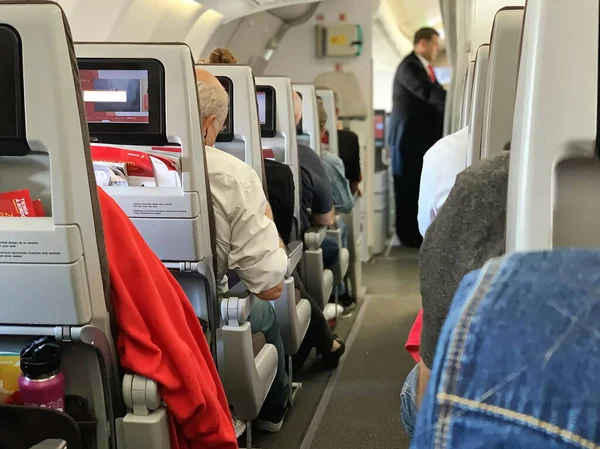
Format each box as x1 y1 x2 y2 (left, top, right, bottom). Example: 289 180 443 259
389 52 446 176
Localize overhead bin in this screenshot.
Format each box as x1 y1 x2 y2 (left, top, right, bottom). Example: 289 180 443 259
506 0 600 252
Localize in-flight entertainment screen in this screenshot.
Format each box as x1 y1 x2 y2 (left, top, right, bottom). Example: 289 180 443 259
374 113 385 141
257 91 266 125
79 69 149 124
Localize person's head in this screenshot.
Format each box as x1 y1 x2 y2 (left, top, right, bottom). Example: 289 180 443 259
196 69 229 147
292 90 303 126
316 96 328 140
208 47 238 64
413 27 441 62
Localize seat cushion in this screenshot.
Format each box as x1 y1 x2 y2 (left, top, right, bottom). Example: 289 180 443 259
252 331 267 358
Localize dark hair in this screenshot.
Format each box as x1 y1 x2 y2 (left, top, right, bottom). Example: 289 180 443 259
413 27 440 45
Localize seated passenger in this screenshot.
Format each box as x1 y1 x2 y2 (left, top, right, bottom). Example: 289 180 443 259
333 92 362 196
208 47 237 64
417 126 469 237
97 187 238 448
292 90 339 270
401 151 509 437
317 96 355 312
412 249 600 448
196 68 290 432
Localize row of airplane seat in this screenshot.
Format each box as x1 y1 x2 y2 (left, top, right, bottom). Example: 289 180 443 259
0 2 359 448
405 1 600 446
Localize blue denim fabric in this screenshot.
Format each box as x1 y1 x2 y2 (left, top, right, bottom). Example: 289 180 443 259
321 151 354 214
321 234 340 270
411 249 600 449
401 363 419 437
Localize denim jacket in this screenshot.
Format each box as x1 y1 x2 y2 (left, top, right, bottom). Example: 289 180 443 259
412 249 600 449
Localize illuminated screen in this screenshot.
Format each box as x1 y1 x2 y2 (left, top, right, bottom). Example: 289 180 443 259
374 114 385 140
257 92 266 125
80 69 149 124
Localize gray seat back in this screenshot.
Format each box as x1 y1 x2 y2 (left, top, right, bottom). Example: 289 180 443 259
74 43 218 329
466 44 489 167
506 0 600 252
0 3 120 449
294 84 322 155
480 7 524 160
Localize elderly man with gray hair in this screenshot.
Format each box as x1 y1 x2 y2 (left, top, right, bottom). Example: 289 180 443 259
195 68 290 432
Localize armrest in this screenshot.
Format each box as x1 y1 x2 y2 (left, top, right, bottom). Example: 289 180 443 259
304 226 327 250
286 241 304 276
221 289 255 325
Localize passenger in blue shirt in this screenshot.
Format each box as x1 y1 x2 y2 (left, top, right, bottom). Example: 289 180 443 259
317 96 355 311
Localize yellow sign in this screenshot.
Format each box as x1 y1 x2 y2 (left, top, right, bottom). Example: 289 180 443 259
330 34 347 46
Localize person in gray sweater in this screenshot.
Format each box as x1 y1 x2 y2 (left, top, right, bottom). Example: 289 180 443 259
401 151 510 437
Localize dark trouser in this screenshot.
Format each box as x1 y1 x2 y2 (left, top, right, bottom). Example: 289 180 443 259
394 168 423 248
292 271 335 370
248 300 290 419
321 235 340 269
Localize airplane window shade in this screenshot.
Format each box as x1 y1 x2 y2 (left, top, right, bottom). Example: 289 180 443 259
216 76 234 143
0 25 28 156
257 85 276 138
77 58 167 146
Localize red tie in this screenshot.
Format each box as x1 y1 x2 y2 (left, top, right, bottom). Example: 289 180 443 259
428 65 436 83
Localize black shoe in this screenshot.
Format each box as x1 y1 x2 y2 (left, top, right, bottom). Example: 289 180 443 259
255 402 289 433
321 335 346 370
338 293 355 309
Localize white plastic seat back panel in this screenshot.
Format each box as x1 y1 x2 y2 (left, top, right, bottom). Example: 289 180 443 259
202 64 264 182
317 89 339 156
294 84 321 155
0 4 120 449
506 0 599 252
75 43 213 266
459 61 475 129
257 76 301 225
480 7 524 160
466 44 490 167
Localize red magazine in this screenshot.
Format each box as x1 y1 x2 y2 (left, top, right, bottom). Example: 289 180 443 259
0 190 36 217
91 144 157 187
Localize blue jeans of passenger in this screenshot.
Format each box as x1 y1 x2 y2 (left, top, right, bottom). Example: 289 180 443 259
321 235 339 270
248 300 290 419
411 249 600 449
400 364 419 437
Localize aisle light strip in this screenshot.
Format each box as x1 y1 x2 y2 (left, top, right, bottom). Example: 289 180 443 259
83 91 127 103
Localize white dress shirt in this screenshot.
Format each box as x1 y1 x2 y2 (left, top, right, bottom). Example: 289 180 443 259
416 53 430 73
418 126 469 237
205 145 287 294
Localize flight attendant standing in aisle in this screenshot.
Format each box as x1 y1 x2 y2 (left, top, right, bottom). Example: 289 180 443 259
389 27 446 248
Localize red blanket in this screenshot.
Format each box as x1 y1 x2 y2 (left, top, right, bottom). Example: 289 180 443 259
97 187 237 448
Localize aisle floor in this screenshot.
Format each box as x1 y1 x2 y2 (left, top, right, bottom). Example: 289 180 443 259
253 247 421 449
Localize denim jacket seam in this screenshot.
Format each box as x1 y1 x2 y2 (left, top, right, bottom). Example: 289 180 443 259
434 258 503 449
437 393 600 449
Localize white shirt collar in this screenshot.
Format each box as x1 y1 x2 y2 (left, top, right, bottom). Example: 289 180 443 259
416 53 430 71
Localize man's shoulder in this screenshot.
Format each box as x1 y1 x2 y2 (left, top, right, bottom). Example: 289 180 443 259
458 152 510 187
205 145 257 184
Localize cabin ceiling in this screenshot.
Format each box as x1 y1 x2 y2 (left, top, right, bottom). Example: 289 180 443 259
387 0 444 39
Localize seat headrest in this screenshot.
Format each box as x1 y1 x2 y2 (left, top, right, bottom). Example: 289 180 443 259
293 83 321 155
506 0 599 251
466 44 490 167
480 7 524 160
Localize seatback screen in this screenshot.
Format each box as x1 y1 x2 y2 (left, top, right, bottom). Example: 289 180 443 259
257 91 266 125
77 58 166 146
80 70 149 124
256 86 276 138
216 76 234 142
